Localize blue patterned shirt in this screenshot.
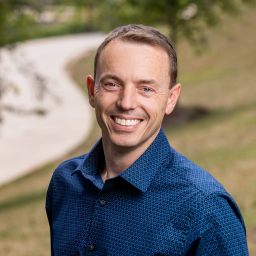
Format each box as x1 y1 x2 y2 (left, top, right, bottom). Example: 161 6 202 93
46 128 249 255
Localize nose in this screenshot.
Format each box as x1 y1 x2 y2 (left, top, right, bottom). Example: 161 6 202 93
116 84 138 111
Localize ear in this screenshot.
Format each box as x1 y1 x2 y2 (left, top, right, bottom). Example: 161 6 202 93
165 83 181 115
87 75 95 108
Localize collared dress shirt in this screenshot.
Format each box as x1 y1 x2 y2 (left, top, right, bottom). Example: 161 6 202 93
46 128 249 255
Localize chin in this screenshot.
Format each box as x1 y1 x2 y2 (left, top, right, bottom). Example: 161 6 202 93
110 134 141 149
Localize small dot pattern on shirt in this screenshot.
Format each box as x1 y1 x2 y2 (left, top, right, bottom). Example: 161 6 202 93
46 128 249 255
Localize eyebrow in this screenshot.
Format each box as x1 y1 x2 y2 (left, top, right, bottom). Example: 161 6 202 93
99 74 123 84
138 79 158 85
98 75 159 87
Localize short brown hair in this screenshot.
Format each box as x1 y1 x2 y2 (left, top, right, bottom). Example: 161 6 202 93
94 24 178 88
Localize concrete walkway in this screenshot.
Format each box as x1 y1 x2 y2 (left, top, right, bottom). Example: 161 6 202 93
0 33 105 186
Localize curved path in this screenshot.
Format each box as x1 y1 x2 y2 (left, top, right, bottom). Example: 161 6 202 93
0 33 106 186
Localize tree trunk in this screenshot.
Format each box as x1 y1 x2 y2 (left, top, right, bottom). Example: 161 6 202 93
85 4 94 31
169 22 177 49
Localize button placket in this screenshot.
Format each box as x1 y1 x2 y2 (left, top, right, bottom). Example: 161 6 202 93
86 192 107 253
86 180 117 253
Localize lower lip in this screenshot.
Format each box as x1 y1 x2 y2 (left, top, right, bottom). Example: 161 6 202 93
110 117 142 131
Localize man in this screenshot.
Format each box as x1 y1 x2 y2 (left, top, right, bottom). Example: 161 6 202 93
46 25 249 255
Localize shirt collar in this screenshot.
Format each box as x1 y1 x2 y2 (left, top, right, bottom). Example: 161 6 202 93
72 138 104 190
119 128 172 192
72 128 172 192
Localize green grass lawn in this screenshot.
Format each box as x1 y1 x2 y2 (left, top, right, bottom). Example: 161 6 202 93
0 6 256 255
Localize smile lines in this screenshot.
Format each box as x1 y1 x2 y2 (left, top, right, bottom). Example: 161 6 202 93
114 117 141 126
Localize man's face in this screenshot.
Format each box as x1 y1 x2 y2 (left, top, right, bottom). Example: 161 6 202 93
88 40 180 151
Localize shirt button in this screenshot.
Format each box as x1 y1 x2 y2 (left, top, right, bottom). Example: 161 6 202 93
99 199 106 206
89 244 95 251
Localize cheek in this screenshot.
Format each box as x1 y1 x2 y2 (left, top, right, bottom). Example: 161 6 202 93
94 88 118 114
141 99 165 120
94 87 105 100
94 88 108 109
142 94 168 118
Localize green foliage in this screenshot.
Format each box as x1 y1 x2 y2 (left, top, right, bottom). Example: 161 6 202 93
0 0 39 46
63 0 256 48
1 0 255 47
110 0 256 47
0 0 87 46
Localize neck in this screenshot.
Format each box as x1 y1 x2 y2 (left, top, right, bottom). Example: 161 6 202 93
100 131 159 183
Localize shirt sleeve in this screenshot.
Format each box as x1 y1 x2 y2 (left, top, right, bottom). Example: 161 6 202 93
189 194 249 256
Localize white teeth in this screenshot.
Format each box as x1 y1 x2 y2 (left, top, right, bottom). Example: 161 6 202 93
114 117 141 126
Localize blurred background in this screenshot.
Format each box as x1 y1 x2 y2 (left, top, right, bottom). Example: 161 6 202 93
0 0 256 255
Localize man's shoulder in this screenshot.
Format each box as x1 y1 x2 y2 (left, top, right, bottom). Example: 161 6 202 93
52 153 87 179
160 147 226 196
46 153 88 206
157 148 246 232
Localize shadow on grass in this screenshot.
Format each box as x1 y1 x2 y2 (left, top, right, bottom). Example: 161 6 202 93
163 102 256 129
162 106 209 128
0 190 47 211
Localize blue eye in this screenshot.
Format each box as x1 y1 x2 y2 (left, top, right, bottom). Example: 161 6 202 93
143 87 151 92
104 82 120 91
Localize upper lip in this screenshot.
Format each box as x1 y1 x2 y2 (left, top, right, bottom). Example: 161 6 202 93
111 115 142 120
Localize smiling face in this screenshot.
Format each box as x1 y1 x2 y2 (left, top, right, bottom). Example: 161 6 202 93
87 39 180 152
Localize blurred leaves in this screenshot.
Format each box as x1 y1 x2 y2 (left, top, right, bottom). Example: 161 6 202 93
121 0 255 48
62 0 256 48
0 0 255 47
0 0 41 46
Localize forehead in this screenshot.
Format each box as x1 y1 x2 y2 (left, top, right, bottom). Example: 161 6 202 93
97 39 170 83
